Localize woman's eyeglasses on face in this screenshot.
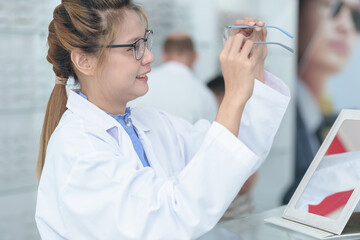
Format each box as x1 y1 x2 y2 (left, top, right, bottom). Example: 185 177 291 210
223 25 295 53
80 29 153 61
331 1 360 31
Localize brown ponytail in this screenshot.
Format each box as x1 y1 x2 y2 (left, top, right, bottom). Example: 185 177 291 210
36 85 68 178
36 0 148 179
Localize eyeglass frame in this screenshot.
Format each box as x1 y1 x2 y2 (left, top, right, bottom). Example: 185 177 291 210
223 25 295 53
78 29 153 61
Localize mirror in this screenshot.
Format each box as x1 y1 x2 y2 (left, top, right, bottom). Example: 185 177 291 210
295 119 360 219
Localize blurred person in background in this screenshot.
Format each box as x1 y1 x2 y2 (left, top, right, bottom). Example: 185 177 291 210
283 0 360 204
129 32 218 123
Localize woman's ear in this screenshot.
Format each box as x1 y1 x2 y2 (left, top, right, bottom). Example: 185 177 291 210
70 49 97 76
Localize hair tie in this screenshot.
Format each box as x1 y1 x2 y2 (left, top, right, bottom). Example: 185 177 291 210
55 76 68 85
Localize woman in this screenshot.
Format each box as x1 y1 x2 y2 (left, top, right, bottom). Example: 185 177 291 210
298 0 359 92
283 0 360 204
35 0 290 239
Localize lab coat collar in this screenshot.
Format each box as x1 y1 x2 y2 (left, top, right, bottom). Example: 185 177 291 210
67 90 151 135
130 110 151 132
67 90 123 134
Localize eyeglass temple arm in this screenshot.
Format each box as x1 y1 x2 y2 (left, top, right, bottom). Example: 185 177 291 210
253 41 295 53
227 25 294 39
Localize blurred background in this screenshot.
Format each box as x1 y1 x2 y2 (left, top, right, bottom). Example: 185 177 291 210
1 0 359 239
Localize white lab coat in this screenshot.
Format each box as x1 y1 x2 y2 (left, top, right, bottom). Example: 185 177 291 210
35 73 290 240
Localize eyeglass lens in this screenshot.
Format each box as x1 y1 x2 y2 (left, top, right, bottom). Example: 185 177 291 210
134 39 145 60
135 31 153 60
332 1 360 31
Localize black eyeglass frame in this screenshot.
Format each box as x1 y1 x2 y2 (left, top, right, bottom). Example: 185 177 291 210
80 29 153 61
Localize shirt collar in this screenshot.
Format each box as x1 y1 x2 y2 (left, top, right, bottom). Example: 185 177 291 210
108 107 131 123
297 80 323 133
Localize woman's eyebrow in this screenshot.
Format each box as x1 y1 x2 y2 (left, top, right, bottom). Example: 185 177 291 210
124 31 146 43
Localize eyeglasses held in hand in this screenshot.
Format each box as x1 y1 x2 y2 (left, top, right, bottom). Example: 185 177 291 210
78 29 153 61
223 25 295 53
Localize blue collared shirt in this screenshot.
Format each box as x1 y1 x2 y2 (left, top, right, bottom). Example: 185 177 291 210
78 91 150 167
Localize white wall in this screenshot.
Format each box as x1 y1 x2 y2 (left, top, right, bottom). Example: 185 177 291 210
0 1 58 239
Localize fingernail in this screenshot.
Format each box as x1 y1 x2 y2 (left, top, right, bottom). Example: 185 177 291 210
249 21 255 25
259 21 264 25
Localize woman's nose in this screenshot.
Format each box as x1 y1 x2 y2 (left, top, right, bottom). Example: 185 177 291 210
141 47 154 65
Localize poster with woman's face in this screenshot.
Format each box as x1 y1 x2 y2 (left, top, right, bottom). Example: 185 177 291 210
298 0 360 118
283 0 360 205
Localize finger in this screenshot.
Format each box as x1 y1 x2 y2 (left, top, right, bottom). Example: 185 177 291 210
231 26 251 37
222 34 235 55
254 21 264 31
232 19 251 36
256 20 265 27
229 34 246 56
262 27 267 41
235 17 255 26
245 17 264 27
244 17 257 25
244 18 256 31
237 17 265 27
250 30 263 42
250 42 266 64
240 39 254 59
252 41 261 56
234 18 265 36
229 27 242 37
235 19 249 26
238 18 261 34
247 18 265 32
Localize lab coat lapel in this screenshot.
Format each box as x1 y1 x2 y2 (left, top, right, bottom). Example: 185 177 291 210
67 90 118 131
131 118 168 179
68 90 148 169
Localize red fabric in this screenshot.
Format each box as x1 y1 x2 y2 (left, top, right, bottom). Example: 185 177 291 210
325 135 347 156
308 189 354 217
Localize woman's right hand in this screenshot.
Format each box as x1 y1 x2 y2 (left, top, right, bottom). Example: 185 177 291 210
220 17 267 104
220 33 256 105
215 34 256 136
216 18 266 136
